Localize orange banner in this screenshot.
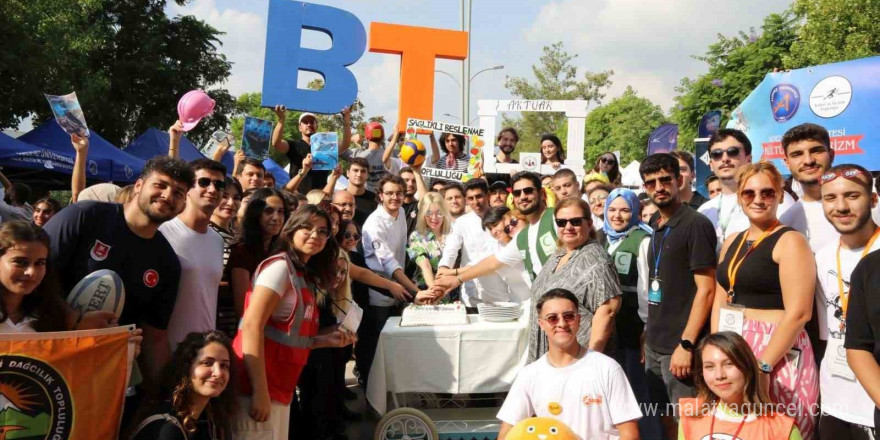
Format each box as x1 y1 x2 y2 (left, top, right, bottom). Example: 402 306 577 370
761 134 865 160
0 326 133 440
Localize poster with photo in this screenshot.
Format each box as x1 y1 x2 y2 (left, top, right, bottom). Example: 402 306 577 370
310 132 338 171
241 116 273 160
45 92 90 137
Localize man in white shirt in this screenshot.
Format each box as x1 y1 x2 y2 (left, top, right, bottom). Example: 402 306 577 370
359 174 419 384
437 179 509 307
160 159 226 349
780 123 839 252
698 128 804 247
497 289 641 440
815 164 878 439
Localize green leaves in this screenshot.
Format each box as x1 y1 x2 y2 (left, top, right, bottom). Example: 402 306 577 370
585 87 667 166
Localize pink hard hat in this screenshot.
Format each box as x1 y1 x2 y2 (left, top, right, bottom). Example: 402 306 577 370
177 90 216 132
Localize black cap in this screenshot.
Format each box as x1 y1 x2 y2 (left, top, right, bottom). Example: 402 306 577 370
489 180 509 191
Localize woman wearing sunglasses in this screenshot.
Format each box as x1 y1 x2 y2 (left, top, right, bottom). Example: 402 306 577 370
679 331 802 440
540 133 565 170
592 151 622 186
406 193 453 294
602 189 653 402
711 162 818 439
527 197 623 362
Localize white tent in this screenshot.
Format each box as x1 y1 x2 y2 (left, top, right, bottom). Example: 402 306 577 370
620 160 642 187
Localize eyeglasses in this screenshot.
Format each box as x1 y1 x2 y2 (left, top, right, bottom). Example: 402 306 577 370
301 226 331 239
196 178 227 191
382 191 404 198
820 168 872 186
540 311 578 326
512 187 538 198
503 218 519 235
343 232 361 241
740 188 777 203
425 211 443 218
643 175 675 191
600 157 616 165
709 147 742 161
554 217 589 228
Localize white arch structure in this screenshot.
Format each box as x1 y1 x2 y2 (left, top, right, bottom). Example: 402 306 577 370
478 99 588 177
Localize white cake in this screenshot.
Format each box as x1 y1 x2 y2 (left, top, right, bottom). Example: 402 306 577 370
400 303 468 327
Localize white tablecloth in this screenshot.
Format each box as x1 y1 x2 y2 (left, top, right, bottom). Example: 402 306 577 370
366 311 530 415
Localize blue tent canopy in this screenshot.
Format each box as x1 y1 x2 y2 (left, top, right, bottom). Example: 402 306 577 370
0 132 76 174
20 120 144 183
124 127 235 173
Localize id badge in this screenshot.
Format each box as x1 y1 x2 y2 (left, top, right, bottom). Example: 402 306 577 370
827 337 856 381
648 277 662 305
719 302 745 335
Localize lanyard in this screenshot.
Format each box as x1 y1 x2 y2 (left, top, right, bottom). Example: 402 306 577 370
652 227 671 278
708 404 748 440
835 227 880 331
725 221 780 303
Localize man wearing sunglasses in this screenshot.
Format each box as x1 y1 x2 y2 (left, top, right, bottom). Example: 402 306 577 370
697 129 801 247
159 159 228 350
639 153 717 439
497 289 642 440
780 123 838 252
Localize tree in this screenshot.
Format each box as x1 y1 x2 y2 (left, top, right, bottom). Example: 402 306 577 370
0 0 233 147
669 13 797 149
584 87 667 166
785 0 880 68
503 42 613 158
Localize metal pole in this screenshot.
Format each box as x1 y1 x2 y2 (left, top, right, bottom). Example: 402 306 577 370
460 0 466 126
464 0 473 126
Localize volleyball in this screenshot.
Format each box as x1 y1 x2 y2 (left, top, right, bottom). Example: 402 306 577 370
399 139 427 166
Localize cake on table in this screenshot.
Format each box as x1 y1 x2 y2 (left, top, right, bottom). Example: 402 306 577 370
400 303 468 327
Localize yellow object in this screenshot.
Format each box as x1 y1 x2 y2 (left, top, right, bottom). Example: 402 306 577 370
548 402 562 415
506 417 579 440
399 139 427 166
544 185 557 208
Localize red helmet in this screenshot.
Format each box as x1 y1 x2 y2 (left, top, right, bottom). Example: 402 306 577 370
364 122 384 141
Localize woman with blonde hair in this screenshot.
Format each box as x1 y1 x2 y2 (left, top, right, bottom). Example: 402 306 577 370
406 192 453 291
711 161 818 439
680 331 802 440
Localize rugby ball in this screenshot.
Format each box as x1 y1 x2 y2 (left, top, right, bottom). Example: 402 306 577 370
66 269 125 318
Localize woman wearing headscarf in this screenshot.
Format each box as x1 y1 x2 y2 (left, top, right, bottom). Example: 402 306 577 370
603 188 653 428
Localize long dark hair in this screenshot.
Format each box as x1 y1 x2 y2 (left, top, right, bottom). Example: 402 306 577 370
158 331 236 438
540 133 565 163
235 188 290 253
0 221 67 332
593 151 621 183
277 205 338 289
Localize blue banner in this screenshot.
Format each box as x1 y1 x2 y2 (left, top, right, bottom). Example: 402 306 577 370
698 110 722 138
646 123 679 155
727 56 880 173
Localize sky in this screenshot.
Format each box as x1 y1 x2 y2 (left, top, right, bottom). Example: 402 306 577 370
166 0 791 133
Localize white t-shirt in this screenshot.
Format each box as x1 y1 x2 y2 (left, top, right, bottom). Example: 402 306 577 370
255 259 299 321
161 218 225 349
497 351 642 440
815 239 880 427
783 200 839 253
698 190 803 251
0 316 36 333
496 220 547 276
439 211 510 307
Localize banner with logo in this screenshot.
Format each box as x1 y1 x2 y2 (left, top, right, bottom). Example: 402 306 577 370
727 56 880 173
646 123 679 155
0 326 134 440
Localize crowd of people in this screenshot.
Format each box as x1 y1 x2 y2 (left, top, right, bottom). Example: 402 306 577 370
1 107 879 440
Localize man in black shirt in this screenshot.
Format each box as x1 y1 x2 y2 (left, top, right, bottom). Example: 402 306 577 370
845 249 880 431
44 156 193 388
345 157 377 227
670 150 708 210
639 153 717 438
400 167 419 235
270 105 324 193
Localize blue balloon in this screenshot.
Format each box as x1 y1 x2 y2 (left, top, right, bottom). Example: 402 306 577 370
261 0 366 114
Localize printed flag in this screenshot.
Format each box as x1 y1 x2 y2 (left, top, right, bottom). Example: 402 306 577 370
646 123 679 155
0 326 134 440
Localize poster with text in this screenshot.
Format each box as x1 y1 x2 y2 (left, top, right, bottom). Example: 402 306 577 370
310 132 338 171
242 116 273 160
727 56 880 173
45 92 90 137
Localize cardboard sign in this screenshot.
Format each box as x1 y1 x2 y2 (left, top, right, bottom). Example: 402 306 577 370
45 92 89 137
310 132 338 171
520 153 541 172
242 116 273 160
405 118 485 138
421 167 463 182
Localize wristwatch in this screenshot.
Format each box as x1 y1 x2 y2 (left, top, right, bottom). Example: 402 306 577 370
679 339 694 351
298 168 306 175
758 360 773 374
